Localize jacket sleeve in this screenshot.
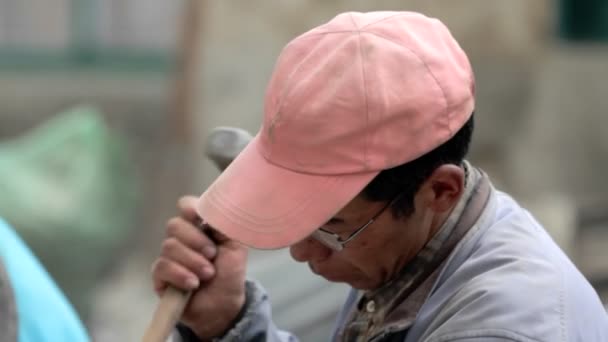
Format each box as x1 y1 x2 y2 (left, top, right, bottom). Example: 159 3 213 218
424 330 531 342
428 338 520 342
173 280 298 342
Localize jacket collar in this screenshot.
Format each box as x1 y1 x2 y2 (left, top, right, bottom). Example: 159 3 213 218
338 162 493 341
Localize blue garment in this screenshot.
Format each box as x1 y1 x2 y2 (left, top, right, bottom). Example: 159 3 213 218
0 218 89 342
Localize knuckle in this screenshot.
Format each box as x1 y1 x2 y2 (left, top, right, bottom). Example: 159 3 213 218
192 255 209 269
151 258 169 276
165 217 182 236
177 196 191 208
177 196 196 211
161 237 181 255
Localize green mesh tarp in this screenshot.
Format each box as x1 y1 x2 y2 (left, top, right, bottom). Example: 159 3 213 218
0 106 139 318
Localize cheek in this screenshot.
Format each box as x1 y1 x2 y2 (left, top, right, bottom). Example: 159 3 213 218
334 248 377 274
358 240 370 248
308 247 388 289
351 230 391 251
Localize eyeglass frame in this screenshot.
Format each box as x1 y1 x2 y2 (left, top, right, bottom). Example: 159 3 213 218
311 195 400 251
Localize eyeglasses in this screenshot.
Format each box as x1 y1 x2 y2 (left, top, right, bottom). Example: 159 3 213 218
311 196 398 251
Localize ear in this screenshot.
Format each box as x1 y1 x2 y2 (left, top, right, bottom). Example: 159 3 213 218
418 164 465 213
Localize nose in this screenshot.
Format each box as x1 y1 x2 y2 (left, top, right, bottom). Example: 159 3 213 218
290 236 332 263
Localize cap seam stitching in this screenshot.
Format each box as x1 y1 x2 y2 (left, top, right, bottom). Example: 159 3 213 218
289 30 361 40
255 137 381 176
352 17 371 169
206 190 295 231
268 32 341 146
364 31 451 135
359 12 411 30
208 189 310 229
207 176 339 225
348 13 360 30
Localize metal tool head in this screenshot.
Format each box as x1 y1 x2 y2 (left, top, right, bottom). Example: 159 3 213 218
205 126 253 170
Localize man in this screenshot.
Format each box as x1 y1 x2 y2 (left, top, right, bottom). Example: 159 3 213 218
0 218 89 342
152 11 608 341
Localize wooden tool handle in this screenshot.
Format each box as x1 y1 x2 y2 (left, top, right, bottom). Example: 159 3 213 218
142 122 252 341
142 287 192 342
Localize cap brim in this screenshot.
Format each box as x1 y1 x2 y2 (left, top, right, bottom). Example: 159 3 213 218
197 135 378 249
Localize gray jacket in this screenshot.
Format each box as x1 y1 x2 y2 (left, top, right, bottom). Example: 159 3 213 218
177 177 608 341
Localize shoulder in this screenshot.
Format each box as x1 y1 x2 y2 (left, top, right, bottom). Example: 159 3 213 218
421 191 608 341
430 246 565 340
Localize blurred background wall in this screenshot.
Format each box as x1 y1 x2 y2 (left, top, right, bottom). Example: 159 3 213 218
0 1 607 341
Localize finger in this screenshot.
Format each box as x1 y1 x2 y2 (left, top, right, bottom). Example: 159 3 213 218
166 217 218 259
160 237 216 280
205 224 246 253
151 257 201 294
203 224 230 244
177 196 200 222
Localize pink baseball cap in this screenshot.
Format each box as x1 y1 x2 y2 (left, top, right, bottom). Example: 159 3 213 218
197 11 475 249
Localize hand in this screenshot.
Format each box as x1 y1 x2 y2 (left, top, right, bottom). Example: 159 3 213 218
151 196 248 340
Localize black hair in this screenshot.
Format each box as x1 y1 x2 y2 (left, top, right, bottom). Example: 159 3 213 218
362 113 475 218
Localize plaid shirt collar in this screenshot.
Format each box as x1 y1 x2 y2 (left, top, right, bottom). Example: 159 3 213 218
339 162 488 342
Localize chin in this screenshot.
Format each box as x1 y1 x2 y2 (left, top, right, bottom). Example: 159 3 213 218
309 263 377 289
316 272 375 290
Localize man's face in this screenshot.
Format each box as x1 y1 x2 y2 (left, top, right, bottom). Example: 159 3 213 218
289 164 464 290
289 189 435 290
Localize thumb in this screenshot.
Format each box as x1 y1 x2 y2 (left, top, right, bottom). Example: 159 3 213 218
203 224 246 252
214 236 248 275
